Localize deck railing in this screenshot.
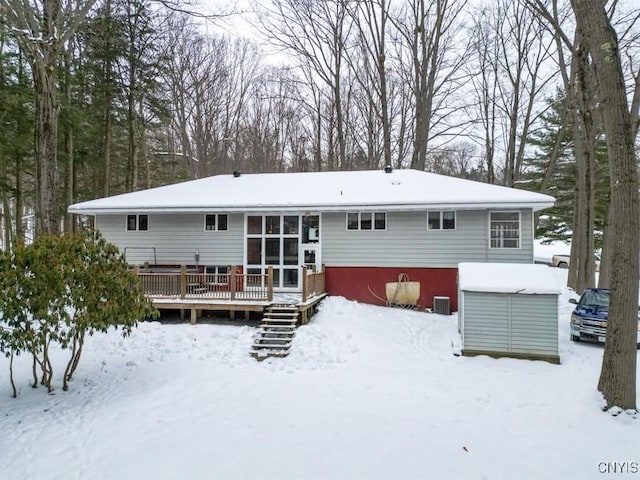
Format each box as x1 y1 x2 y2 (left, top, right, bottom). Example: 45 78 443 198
132 265 326 303
133 265 274 302
301 265 326 302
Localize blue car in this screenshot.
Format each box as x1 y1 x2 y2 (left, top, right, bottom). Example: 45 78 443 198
569 288 640 346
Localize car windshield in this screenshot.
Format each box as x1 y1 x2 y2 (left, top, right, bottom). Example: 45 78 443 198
579 290 609 308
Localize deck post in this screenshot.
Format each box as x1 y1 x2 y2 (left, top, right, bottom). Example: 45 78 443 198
132 265 140 289
301 265 307 302
230 266 236 300
267 266 274 302
180 265 187 299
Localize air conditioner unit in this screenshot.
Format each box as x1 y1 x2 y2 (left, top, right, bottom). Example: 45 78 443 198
433 296 450 315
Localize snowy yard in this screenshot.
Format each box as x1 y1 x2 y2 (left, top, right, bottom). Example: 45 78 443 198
1 269 638 480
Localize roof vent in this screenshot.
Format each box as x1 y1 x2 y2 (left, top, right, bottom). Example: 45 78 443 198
233 171 241 178
384 165 393 173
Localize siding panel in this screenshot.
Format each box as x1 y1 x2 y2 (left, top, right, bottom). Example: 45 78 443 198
96 213 244 265
322 210 534 267
462 291 559 358
462 293 510 352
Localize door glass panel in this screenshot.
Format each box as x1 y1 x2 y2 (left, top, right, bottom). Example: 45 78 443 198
283 215 299 234
247 238 262 265
272 268 280 288
304 249 317 271
283 238 298 265
283 268 299 288
265 238 280 265
302 215 319 243
247 216 262 234
265 216 280 234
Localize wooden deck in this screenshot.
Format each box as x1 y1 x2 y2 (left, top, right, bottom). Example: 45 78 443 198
134 265 326 324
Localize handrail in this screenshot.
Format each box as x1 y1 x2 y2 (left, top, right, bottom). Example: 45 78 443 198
124 246 157 264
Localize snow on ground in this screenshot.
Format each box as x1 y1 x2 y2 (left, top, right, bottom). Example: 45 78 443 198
1 269 638 480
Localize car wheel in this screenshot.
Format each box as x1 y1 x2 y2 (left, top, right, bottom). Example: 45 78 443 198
558 262 568 268
571 334 580 342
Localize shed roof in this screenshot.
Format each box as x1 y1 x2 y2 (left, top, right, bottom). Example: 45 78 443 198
458 263 562 295
68 169 555 215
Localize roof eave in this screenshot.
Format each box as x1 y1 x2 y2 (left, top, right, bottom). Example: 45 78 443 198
68 200 555 215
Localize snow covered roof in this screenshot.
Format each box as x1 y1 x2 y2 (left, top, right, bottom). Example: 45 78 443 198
68 169 555 214
458 263 562 295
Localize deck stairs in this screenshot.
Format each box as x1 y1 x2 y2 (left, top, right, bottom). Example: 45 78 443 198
251 304 299 360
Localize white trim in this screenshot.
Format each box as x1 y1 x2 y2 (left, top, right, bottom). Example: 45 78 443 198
70 200 554 215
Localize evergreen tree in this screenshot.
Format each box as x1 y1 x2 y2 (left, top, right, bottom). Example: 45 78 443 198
520 92 610 249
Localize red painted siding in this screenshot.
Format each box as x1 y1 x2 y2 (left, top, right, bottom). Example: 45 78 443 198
325 266 458 311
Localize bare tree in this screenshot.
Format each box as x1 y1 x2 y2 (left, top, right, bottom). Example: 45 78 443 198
390 0 468 171
257 0 353 170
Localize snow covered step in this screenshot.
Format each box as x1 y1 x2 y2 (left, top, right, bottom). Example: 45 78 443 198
264 311 299 317
257 329 295 336
258 334 295 342
253 339 291 350
261 318 297 324
251 348 290 359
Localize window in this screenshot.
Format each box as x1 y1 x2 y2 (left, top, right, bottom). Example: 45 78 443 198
427 211 456 230
204 214 228 231
204 265 229 284
126 214 148 231
490 212 520 248
346 212 386 231
302 215 320 244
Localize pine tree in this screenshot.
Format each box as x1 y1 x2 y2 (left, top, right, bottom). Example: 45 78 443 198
520 92 610 249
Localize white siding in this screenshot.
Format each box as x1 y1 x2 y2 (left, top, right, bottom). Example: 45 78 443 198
462 291 558 357
96 213 244 265
322 209 534 267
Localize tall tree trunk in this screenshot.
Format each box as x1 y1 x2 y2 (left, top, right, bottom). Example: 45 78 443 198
571 0 639 411
103 0 113 197
33 63 60 236
63 47 75 233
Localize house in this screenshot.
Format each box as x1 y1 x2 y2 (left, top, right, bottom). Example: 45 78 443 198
68 168 554 311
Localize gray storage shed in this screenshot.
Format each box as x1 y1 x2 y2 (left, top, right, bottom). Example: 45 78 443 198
458 263 561 364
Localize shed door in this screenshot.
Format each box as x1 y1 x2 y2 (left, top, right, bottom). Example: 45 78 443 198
463 292 510 353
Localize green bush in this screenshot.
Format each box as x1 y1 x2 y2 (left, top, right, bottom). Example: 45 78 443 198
0 231 157 395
